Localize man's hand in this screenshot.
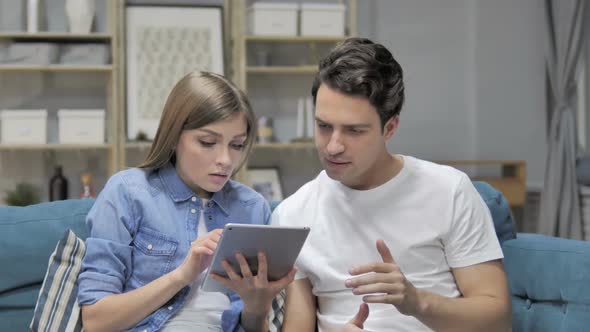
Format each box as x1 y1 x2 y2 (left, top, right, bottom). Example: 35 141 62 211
342 303 369 331
345 239 423 316
211 251 296 315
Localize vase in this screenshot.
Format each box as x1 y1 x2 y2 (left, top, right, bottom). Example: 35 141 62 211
27 0 40 33
65 0 95 34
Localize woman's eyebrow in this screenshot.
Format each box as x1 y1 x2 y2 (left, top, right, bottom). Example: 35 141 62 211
196 129 247 139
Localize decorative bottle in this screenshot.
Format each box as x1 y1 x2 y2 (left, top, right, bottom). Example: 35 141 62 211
49 166 68 201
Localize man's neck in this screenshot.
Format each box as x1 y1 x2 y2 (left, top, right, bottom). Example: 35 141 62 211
347 153 404 190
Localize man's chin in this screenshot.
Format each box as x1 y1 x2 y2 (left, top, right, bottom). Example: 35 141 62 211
324 168 346 181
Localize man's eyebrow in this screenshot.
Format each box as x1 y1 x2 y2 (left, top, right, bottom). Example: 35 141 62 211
315 117 371 128
343 124 371 129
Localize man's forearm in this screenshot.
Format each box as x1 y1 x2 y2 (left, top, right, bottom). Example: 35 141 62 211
412 289 511 332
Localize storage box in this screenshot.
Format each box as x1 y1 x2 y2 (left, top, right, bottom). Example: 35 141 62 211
0 110 47 144
301 3 346 36
58 109 105 144
247 3 298 36
0 43 59 65
59 44 111 65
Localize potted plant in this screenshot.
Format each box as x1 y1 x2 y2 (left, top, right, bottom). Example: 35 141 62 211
4 182 41 206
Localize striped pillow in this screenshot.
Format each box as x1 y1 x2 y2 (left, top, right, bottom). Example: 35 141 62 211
30 229 85 332
268 289 286 332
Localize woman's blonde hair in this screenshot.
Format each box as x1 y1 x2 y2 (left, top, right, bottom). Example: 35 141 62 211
138 71 256 173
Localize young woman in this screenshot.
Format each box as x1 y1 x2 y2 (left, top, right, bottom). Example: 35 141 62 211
77 71 295 332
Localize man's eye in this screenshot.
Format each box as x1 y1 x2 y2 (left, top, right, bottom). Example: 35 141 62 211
199 141 215 147
318 123 330 129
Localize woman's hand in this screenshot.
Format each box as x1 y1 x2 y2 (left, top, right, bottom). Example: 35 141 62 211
173 229 223 286
211 251 296 315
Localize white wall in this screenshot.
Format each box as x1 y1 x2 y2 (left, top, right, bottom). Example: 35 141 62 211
474 0 546 186
0 0 549 201
364 0 546 185
372 0 478 162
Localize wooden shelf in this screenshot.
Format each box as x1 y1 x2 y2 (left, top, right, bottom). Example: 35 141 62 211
0 65 113 72
246 36 347 43
0 143 113 151
0 32 112 41
247 66 318 74
436 160 526 166
437 160 526 207
473 177 526 207
126 142 153 149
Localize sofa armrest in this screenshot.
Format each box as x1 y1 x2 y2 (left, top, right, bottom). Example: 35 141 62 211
502 233 590 332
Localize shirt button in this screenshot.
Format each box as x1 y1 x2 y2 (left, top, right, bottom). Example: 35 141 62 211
191 197 197 202
208 215 212 220
191 208 196 214
207 202 212 208
147 244 153 250
168 305 173 310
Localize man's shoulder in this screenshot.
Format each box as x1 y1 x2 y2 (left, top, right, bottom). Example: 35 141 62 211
404 155 469 190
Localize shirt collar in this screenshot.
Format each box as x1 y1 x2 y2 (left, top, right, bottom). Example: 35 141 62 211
158 163 231 214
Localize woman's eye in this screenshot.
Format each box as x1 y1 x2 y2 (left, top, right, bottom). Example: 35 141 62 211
199 141 216 147
231 143 245 150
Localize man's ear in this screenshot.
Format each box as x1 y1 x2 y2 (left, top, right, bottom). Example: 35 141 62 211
383 116 400 140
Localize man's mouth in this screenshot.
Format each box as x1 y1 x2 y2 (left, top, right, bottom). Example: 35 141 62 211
326 158 351 166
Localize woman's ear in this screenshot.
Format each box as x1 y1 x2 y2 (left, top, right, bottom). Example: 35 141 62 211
383 116 400 139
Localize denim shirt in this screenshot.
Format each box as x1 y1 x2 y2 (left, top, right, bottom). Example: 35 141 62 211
77 163 271 332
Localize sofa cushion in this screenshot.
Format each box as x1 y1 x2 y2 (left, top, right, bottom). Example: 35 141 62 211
268 290 286 332
472 181 517 243
502 233 590 332
30 229 84 332
0 199 94 331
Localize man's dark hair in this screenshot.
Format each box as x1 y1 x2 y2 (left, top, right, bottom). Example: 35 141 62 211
311 38 405 128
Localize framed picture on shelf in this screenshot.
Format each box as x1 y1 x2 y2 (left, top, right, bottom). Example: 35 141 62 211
125 4 224 140
247 168 284 201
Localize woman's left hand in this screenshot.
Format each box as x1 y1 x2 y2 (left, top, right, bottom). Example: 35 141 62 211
210 251 296 315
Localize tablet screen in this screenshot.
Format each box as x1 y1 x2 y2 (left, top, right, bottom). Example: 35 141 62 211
201 223 310 292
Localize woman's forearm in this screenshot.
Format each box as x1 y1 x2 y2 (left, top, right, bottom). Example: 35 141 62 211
81 269 186 332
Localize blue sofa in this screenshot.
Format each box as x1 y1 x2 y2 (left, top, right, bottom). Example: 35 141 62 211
1 182 590 331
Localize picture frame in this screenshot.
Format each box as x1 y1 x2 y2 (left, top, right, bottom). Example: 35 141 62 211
247 168 284 201
125 5 224 140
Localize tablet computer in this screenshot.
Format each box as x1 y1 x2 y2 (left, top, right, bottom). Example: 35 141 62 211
201 223 310 293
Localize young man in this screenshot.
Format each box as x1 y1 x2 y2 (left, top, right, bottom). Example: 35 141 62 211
272 38 512 332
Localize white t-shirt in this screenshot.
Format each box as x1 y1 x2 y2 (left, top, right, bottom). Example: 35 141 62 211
271 155 503 332
162 199 230 331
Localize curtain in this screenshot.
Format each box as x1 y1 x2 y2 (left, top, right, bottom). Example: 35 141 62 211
538 0 585 239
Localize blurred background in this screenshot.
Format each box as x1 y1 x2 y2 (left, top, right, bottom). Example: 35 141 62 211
0 0 588 239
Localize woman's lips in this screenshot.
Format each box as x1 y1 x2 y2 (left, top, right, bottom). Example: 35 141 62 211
209 173 229 182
